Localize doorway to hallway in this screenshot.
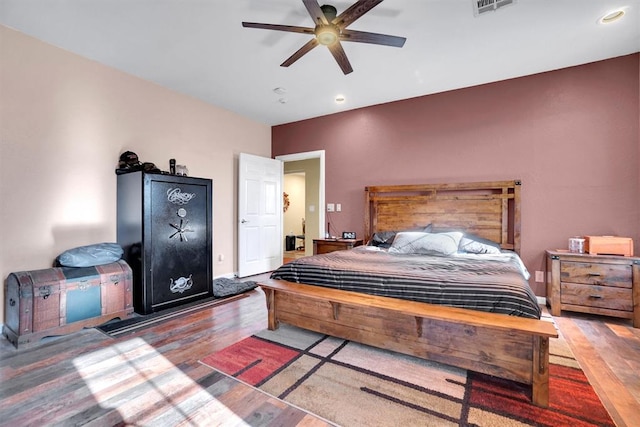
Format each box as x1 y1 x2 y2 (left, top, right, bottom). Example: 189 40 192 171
283 171 306 264
277 150 325 261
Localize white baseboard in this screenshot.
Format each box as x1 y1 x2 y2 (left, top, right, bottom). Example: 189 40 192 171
536 296 547 306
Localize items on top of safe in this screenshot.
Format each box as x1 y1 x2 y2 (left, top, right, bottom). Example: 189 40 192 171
115 151 189 176
115 150 160 175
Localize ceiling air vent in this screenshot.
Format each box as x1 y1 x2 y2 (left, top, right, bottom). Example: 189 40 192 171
473 0 515 16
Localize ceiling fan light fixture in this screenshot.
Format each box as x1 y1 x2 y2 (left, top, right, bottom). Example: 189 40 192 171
316 25 339 46
242 0 406 75
320 5 338 22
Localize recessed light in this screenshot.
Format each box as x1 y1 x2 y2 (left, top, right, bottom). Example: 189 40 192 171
335 95 346 104
600 9 625 24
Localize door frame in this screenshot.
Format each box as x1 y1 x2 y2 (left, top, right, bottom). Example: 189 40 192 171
276 150 325 245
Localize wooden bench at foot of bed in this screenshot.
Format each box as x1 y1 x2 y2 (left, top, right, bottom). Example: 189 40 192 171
260 279 559 408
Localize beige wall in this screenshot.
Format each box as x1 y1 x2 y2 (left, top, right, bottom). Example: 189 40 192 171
0 26 271 324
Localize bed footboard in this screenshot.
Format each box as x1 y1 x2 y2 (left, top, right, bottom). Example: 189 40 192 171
260 279 558 408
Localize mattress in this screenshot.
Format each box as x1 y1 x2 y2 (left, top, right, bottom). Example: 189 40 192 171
270 246 541 319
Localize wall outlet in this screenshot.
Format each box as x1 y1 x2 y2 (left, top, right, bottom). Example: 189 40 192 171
327 203 335 212
535 271 545 283
336 203 341 212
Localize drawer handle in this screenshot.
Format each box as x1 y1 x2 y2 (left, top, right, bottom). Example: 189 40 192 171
588 273 601 277
589 295 603 299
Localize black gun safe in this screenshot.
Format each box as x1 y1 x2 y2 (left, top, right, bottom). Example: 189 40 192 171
117 171 213 314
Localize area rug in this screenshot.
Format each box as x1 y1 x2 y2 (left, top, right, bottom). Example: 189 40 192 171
200 323 614 427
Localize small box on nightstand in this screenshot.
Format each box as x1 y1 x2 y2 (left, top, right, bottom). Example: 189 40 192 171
584 236 634 257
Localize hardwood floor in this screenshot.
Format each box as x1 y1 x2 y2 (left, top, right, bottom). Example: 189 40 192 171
283 250 306 265
0 285 333 426
553 311 640 427
1 283 638 426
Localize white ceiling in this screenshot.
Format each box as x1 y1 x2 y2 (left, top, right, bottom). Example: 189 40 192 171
1 0 638 126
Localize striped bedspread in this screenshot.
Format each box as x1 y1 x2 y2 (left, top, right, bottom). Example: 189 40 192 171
270 246 541 319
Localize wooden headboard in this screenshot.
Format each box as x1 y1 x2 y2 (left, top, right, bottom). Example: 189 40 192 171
364 180 521 253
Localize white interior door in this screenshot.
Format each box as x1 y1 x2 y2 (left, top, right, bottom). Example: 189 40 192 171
238 153 283 277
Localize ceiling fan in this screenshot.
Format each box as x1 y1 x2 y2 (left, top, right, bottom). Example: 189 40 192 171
242 0 406 75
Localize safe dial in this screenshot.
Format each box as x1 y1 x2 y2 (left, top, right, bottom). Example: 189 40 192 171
169 217 193 242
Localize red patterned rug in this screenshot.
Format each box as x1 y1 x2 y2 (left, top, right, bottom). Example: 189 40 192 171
200 324 614 427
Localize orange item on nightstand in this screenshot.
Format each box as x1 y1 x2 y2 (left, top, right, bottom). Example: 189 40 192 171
584 236 634 257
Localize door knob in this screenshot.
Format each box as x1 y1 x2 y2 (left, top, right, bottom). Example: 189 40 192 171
241 219 249 223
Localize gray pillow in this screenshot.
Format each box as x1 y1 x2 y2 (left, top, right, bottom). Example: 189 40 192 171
57 243 123 267
389 231 463 256
369 230 397 248
368 224 432 248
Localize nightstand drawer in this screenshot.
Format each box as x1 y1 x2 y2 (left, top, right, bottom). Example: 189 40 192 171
560 282 633 312
560 261 632 288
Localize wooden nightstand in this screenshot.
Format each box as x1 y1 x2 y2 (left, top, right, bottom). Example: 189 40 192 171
546 250 639 328
313 238 363 255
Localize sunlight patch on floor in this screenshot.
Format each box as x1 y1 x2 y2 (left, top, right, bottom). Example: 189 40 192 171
72 338 251 425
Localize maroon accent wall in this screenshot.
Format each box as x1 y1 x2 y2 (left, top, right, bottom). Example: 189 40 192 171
272 54 640 295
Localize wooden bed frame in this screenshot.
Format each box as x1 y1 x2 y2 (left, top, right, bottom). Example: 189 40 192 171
260 180 558 407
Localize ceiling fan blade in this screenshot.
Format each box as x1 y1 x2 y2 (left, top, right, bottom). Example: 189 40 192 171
340 29 406 47
333 0 383 28
242 22 314 35
281 38 319 67
328 42 353 75
302 0 329 25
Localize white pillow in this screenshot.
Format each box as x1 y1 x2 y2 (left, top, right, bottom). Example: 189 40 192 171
459 234 502 254
389 232 463 256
